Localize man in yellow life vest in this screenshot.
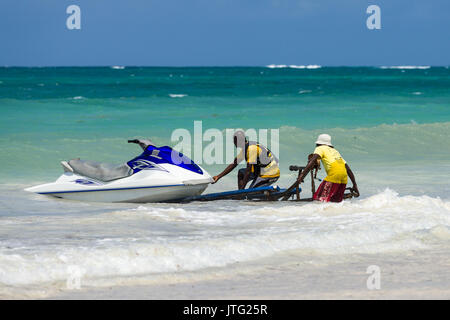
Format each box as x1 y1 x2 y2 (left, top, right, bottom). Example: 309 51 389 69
213 130 280 189
297 134 359 202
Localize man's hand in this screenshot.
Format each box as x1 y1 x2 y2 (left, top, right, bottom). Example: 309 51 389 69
212 176 220 184
351 185 360 197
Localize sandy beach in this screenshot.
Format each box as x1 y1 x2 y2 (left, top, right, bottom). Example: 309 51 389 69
45 247 449 300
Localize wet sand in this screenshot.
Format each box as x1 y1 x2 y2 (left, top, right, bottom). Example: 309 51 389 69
47 247 450 300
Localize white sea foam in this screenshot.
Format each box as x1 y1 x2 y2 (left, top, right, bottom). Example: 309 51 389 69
379 66 431 70
111 66 125 70
0 189 448 288
290 65 321 69
70 96 84 100
266 64 321 69
169 94 187 98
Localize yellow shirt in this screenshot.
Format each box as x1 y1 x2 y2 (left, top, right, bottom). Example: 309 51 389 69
313 145 347 184
237 144 280 178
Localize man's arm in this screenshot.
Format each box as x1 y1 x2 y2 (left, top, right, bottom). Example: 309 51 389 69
345 163 359 197
281 154 320 201
297 154 321 183
212 157 241 183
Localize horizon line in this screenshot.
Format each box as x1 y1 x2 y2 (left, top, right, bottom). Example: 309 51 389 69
1 65 449 68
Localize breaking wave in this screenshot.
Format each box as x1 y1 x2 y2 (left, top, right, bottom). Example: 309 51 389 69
0 189 448 288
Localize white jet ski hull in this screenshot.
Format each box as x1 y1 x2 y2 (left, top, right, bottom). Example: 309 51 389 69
25 163 212 203
29 182 208 203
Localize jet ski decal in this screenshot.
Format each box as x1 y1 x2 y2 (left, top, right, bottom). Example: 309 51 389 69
128 159 168 174
73 179 101 186
127 146 203 175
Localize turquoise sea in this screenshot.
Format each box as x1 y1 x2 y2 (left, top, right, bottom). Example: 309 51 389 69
1 67 450 181
0 66 449 298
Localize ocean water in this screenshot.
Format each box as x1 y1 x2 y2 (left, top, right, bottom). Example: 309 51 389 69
0 66 449 297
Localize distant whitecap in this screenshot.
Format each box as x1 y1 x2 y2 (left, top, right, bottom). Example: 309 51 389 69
267 64 321 69
380 66 430 70
266 64 288 68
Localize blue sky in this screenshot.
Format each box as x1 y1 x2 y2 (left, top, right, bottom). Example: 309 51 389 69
1 0 449 66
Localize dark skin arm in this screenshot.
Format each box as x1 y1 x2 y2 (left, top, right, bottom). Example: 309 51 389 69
280 154 320 200
345 163 359 197
297 154 321 183
213 157 252 189
212 157 241 183
298 154 360 198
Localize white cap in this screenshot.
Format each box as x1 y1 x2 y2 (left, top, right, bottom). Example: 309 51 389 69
315 134 333 147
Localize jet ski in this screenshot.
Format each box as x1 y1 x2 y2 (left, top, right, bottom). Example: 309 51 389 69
25 140 213 203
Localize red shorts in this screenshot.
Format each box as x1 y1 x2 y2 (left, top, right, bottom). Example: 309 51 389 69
313 180 346 203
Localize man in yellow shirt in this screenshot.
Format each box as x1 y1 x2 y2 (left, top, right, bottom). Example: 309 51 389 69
213 130 280 189
297 134 359 202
